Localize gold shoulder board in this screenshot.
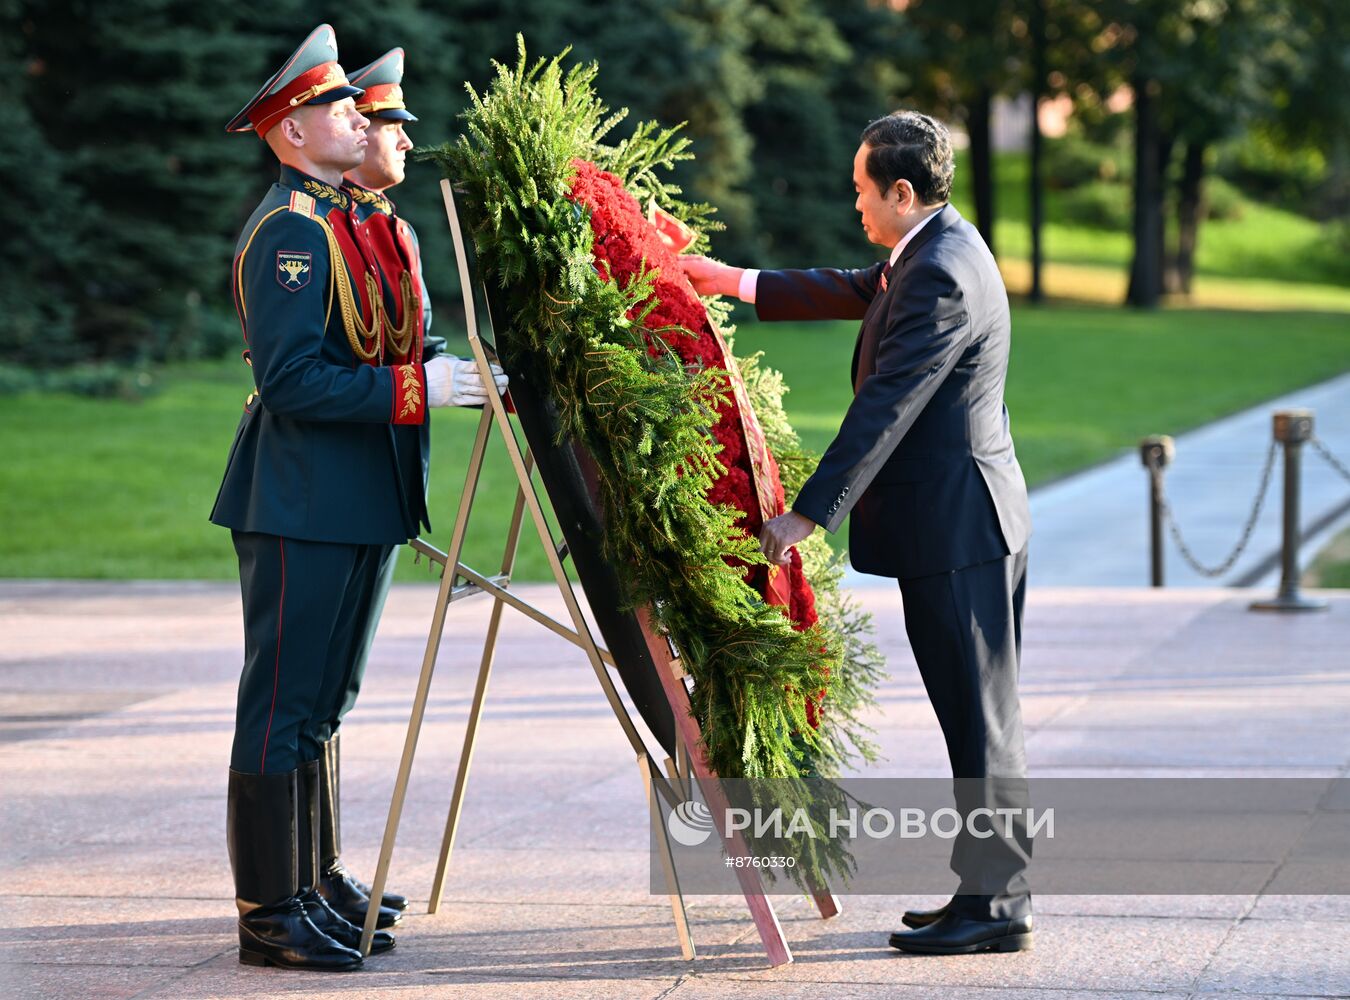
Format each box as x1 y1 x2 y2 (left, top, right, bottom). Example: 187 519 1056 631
288 191 317 219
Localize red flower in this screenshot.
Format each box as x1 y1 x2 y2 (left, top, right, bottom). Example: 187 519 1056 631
568 160 828 726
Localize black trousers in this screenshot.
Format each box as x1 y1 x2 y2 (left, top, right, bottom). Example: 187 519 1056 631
899 546 1031 921
319 545 399 744
231 531 393 774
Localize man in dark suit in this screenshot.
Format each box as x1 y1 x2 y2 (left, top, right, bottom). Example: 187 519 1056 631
684 110 1033 955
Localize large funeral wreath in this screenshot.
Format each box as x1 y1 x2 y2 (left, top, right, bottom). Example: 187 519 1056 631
422 44 884 874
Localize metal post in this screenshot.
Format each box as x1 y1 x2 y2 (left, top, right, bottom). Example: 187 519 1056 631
1251 410 1328 612
1139 435 1174 587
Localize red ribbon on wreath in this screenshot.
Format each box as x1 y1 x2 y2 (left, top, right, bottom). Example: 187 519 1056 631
568 160 827 725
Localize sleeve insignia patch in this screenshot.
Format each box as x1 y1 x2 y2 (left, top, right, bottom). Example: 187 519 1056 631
276 250 313 291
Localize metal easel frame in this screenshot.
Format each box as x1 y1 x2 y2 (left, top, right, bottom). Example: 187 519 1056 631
358 179 838 965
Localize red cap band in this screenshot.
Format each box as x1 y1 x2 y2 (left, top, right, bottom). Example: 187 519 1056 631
250 61 350 137
355 83 405 114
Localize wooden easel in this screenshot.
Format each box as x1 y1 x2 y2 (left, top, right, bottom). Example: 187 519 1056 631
358 180 839 965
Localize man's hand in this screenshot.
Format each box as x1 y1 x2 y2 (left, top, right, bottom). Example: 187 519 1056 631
425 356 508 407
760 510 817 565
681 255 744 298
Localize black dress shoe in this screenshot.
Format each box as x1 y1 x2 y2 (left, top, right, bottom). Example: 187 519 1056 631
328 859 410 915
889 912 1033 955
901 900 951 929
301 888 396 955
347 865 410 914
238 895 364 971
317 863 404 929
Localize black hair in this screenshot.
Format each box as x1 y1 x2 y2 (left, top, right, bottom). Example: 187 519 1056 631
859 110 954 205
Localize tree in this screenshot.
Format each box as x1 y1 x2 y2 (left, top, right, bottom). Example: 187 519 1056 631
897 0 1022 254
429 1 765 262
1028 0 1048 301
13 0 275 362
1262 0 1349 218
9 0 469 364
1156 0 1289 293
1089 0 1291 305
19 1 1198 371
0 0 82 368
739 0 909 266
1083 0 1176 309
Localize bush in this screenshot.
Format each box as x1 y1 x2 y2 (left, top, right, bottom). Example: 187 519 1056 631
0 362 156 399
0 364 41 396
1214 127 1328 212
165 299 241 365
1325 217 1350 256
1044 133 1129 190
1051 174 1247 231
1202 176 1246 222
1055 180 1131 230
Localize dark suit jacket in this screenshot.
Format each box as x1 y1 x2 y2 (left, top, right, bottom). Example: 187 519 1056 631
756 204 1030 579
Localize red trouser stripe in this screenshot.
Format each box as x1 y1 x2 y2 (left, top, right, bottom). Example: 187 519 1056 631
259 537 286 773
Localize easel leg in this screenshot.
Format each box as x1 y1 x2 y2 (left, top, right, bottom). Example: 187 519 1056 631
427 470 531 912
359 407 495 956
634 608 794 967
640 753 696 960
812 890 842 919
357 542 456 955
425 597 500 914
663 757 686 801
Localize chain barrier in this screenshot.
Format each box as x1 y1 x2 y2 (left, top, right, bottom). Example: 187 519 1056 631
1159 439 1279 579
1310 435 1350 486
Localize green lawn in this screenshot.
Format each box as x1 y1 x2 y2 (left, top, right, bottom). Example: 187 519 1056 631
4 304 1348 581
0 351 541 583
1306 525 1350 589
7 148 1345 582
735 306 1350 486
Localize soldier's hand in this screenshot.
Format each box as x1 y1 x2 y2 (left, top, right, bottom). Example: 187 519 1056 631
426 356 508 407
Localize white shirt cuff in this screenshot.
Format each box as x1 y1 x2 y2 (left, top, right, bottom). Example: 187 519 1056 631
738 268 760 304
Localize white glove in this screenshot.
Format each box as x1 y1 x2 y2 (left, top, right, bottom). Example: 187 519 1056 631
425 356 508 407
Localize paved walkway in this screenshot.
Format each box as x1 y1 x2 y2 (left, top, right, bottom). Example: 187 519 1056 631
2 581 1348 999
837 372 1350 591
1025 372 1350 590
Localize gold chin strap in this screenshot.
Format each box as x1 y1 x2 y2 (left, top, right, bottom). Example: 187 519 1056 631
312 215 383 361
289 68 348 107
382 271 418 360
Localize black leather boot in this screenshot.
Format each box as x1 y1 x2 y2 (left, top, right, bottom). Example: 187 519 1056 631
297 759 395 955
227 768 362 971
315 734 407 929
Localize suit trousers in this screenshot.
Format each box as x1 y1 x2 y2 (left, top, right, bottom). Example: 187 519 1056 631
899 546 1031 921
230 531 392 774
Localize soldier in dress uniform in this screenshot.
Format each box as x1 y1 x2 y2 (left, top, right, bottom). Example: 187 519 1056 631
296 46 504 934
212 25 503 971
